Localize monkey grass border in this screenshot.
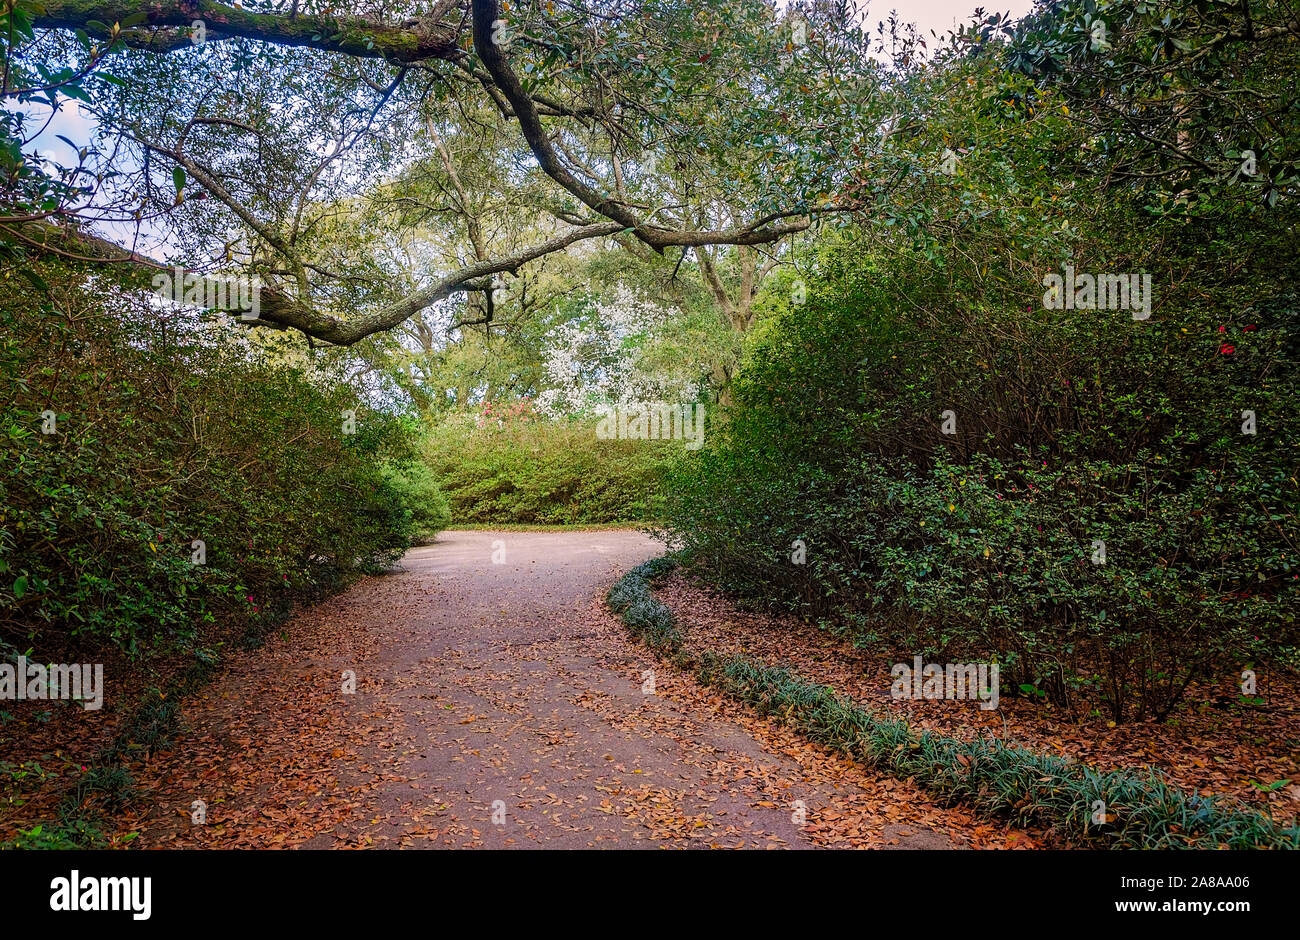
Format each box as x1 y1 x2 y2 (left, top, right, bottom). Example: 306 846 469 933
607 558 1300 850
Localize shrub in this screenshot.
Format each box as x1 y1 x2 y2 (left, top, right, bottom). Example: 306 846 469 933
658 198 1299 722
0 257 419 662
423 412 687 524
610 560 1300 849
380 460 451 543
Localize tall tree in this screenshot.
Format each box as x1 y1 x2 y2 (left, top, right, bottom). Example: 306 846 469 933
6 0 877 345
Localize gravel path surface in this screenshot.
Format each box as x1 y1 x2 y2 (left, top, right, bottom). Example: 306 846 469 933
125 530 1038 849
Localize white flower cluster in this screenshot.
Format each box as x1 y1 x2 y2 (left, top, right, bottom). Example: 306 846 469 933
535 285 697 417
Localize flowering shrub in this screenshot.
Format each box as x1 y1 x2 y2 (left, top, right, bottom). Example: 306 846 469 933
475 397 537 431
534 286 704 417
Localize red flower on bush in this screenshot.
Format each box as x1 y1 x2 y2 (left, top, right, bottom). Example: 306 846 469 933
1219 343 1235 355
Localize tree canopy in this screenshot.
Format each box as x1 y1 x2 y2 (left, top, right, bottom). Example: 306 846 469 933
5 0 892 344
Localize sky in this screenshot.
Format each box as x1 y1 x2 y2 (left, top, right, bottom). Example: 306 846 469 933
877 0 1037 38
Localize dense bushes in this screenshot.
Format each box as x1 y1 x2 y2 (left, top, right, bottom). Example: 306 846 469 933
0 258 439 664
379 460 451 543
659 195 1299 722
423 410 687 524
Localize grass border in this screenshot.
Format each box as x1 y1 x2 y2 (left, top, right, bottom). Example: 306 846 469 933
608 558 1300 850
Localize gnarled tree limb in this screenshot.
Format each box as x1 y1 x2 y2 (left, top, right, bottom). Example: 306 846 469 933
23 0 813 345
6 218 624 345
33 1 464 64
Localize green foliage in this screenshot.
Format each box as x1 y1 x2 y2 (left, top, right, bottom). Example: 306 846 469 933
997 0 1300 205
0 258 420 661
423 412 687 525
70 763 135 812
379 460 451 544
708 655 1299 849
606 557 682 656
0 0 110 224
660 149 1299 721
0 756 136 851
6 820 99 851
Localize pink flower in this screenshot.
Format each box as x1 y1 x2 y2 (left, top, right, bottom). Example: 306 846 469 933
1219 343 1235 355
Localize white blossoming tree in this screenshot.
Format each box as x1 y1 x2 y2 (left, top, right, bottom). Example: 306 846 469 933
535 286 705 418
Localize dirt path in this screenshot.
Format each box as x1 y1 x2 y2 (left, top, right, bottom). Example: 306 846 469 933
123 530 1038 849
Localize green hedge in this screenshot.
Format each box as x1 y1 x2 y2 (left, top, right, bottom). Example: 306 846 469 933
423 415 687 524
380 460 451 543
659 193 1299 722
0 258 434 662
